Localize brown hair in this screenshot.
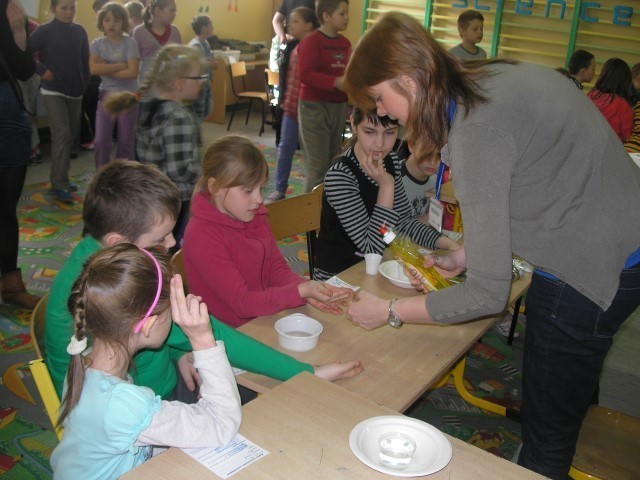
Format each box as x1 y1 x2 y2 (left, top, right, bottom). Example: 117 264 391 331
290 6 319 30
316 0 348 24
191 14 211 35
83 160 180 242
58 244 172 426
124 1 144 23
344 12 490 157
457 9 484 29
196 136 268 196
142 0 173 29
96 2 130 34
104 44 204 114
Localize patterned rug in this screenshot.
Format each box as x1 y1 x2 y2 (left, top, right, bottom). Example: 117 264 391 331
0 145 524 478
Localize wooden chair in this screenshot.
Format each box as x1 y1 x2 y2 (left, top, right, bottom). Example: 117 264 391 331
170 249 189 294
264 69 280 135
28 294 64 440
266 184 323 279
569 405 640 480
227 61 269 135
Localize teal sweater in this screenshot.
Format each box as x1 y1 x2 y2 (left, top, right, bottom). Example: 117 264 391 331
45 236 313 398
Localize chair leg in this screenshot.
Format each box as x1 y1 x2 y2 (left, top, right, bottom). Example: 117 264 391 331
227 100 240 131
245 99 253 125
507 296 523 345
259 101 266 136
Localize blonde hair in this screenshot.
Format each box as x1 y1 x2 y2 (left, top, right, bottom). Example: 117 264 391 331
96 2 130 34
58 245 172 426
104 44 205 114
196 136 268 196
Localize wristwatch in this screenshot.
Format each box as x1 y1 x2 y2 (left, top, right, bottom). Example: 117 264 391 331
387 298 403 328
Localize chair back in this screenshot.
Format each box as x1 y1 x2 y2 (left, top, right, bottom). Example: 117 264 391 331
266 184 323 277
229 61 247 97
170 249 189 294
265 69 279 101
28 294 64 440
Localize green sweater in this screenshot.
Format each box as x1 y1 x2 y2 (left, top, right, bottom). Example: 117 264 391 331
45 236 313 398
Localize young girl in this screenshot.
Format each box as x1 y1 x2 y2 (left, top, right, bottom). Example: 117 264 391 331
124 1 144 34
188 14 218 122
314 106 458 281
90 3 140 168
265 7 319 204
183 135 353 329
132 0 180 82
587 57 634 142
105 44 204 249
50 244 242 479
29 0 89 202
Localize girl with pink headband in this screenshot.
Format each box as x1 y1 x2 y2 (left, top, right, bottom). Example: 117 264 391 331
51 244 242 479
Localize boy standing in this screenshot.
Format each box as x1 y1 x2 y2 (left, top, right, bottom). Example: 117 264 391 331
449 10 486 61
188 15 218 122
298 0 350 192
568 49 596 90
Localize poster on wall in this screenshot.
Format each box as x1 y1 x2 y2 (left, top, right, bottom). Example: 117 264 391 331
21 0 41 19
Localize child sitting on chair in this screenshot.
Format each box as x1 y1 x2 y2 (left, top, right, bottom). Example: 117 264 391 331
45 160 363 404
314 106 458 281
400 145 441 223
50 245 241 479
183 135 356 328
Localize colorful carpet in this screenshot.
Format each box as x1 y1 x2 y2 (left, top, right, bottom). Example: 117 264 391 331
0 145 524 478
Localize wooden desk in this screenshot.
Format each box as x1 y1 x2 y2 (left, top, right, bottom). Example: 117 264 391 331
124 373 543 479
237 258 531 413
205 59 269 125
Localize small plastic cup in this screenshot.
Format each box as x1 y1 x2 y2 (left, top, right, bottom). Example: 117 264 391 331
378 432 416 469
365 253 383 275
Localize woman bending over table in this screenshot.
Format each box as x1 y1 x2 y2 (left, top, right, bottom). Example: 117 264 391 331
343 12 640 480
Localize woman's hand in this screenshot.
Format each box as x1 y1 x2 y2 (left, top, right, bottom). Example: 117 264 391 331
170 274 216 351
298 281 353 315
314 360 364 381
7 0 27 50
345 290 389 330
423 245 467 278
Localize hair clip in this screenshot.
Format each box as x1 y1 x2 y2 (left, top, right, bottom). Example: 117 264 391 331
133 248 163 334
67 335 88 355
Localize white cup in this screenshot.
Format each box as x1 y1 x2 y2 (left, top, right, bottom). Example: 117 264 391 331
365 253 383 275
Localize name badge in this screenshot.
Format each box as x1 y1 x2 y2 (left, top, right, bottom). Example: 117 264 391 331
428 199 444 232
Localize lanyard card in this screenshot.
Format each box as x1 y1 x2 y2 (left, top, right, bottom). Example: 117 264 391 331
428 198 444 232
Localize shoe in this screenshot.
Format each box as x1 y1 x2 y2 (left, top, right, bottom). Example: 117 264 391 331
53 188 74 202
81 141 95 151
494 312 519 338
264 191 286 205
0 269 41 309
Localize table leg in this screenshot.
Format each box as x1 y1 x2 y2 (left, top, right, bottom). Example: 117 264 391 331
508 296 523 345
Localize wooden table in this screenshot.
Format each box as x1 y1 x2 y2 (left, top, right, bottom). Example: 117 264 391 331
123 372 544 479
237 257 531 413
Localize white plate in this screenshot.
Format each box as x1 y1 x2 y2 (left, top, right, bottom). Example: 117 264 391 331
378 260 413 289
349 415 452 477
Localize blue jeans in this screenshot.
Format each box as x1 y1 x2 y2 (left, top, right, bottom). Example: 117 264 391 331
273 114 299 194
518 265 640 479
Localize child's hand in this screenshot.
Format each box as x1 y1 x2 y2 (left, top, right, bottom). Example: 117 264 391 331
360 152 394 189
177 352 202 393
334 75 345 91
42 70 54 81
298 281 352 315
170 274 216 351
314 360 364 381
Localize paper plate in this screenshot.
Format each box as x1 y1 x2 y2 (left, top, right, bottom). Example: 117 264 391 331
349 415 452 477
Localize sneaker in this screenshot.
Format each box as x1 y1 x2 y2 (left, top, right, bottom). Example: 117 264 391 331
53 189 74 203
81 141 95 151
494 312 519 338
264 191 286 205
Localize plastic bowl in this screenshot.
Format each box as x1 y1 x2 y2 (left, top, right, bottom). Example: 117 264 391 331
275 314 323 352
378 260 413 289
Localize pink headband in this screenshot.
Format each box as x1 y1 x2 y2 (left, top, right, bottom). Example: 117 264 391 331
133 248 163 334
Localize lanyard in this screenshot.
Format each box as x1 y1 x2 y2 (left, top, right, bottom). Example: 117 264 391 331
435 100 457 200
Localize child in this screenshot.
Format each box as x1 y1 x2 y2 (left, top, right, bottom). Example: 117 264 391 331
105 44 204 249
587 58 634 142
90 3 140 168
132 0 180 82
265 7 319 204
568 49 595 89
188 14 219 122
29 0 89 202
297 0 350 193
183 136 355 328
44 160 363 401
50 245 242 479
400 148 440 223
449 10 486 61
124 1 144 34
314 107 458 280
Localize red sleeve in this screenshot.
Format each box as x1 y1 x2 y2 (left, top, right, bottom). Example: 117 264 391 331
297 33 338 93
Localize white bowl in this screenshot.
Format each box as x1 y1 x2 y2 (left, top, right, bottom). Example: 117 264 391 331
378 260 413 289
275 314 323 352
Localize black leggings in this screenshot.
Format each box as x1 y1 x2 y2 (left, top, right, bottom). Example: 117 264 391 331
0 165 27 273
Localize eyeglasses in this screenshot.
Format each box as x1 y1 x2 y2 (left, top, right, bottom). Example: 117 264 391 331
182 75 208 81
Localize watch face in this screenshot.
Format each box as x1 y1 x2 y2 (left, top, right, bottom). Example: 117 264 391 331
388 316 402 328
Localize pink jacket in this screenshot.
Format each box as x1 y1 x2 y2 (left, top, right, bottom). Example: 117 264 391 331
183 191 305 328
588 90 633 142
